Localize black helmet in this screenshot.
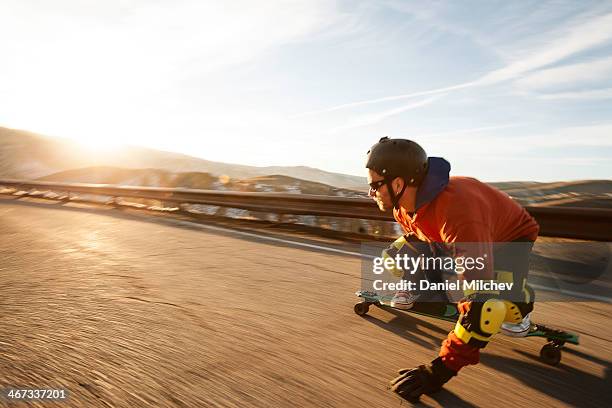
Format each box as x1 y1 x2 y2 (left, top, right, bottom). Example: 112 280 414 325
366 137 428 186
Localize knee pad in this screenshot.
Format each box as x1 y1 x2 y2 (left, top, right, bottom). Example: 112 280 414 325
479 299 507 334
454 298 507 348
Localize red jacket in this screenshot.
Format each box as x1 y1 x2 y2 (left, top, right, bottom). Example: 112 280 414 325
394 173 539 279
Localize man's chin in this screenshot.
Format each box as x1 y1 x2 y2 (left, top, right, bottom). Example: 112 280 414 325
375 201 387 211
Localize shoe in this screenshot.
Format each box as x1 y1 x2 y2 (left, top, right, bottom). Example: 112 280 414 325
501 313 532 337
390 291 419 310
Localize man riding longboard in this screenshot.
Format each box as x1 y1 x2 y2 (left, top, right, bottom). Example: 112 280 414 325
365 137 539 402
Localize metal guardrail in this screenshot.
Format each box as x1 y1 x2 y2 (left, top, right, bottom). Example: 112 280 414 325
1 179 611 241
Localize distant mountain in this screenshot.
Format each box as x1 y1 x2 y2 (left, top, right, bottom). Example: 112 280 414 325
38 167 218 189
212 174 364 196
491 180 612 209
0 126 366 190
492 180 612 196
38 166 365 197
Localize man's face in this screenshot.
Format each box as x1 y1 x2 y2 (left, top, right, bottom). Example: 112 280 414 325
367 169 393 211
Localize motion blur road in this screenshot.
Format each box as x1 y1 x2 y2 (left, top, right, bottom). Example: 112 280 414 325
1 197 610 407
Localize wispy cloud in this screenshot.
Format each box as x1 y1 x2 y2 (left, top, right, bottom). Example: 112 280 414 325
380 0 507 59
477 12 612 85
514 56 612 91
297 10 612 116
325 95 441 134
294 83 470 118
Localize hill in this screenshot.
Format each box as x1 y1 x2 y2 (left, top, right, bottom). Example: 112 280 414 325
38 166 364 197
0 126 366 189
491 180 612 208
39 167 218 190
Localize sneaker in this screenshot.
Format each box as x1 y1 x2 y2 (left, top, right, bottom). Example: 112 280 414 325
500 313 532 337
390 291 419 310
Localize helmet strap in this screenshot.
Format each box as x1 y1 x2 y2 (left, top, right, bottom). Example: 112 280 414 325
384 177 408 211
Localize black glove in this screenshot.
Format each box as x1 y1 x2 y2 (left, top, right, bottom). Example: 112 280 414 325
389 357 457 402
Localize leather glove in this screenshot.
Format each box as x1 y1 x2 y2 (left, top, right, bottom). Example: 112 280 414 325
389 357 457 402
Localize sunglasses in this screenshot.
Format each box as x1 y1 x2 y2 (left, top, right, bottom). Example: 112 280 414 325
369 179 386 192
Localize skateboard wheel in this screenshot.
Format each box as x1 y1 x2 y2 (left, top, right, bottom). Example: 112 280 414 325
540 343 562 366
354 302 370 316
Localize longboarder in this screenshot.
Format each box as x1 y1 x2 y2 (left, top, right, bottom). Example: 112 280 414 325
365 137 540 402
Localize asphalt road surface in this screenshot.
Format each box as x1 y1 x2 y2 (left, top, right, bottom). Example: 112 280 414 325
1 197 610 407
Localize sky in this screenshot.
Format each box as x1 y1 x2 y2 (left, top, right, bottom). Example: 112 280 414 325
0 0 611 181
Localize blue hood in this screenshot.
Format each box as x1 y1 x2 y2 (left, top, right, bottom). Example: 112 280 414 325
415 157 450 210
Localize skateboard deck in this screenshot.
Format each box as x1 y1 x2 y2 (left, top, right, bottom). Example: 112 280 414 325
355 290 579 366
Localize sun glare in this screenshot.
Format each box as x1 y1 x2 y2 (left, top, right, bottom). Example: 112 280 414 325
71 137 125 153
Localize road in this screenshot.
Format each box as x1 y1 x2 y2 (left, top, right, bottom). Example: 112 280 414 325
0 197 610 407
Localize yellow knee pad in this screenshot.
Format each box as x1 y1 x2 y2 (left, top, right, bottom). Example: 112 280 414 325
479 299 507 334
454 299 507 346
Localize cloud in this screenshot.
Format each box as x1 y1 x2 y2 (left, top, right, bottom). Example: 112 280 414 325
294 83 471 117
514 56 612 92
379 0 507 59
297 10 612 116
476 12 612 85
325 95 441 134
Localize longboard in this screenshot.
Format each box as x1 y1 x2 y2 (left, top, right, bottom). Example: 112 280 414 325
355 290 579 366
